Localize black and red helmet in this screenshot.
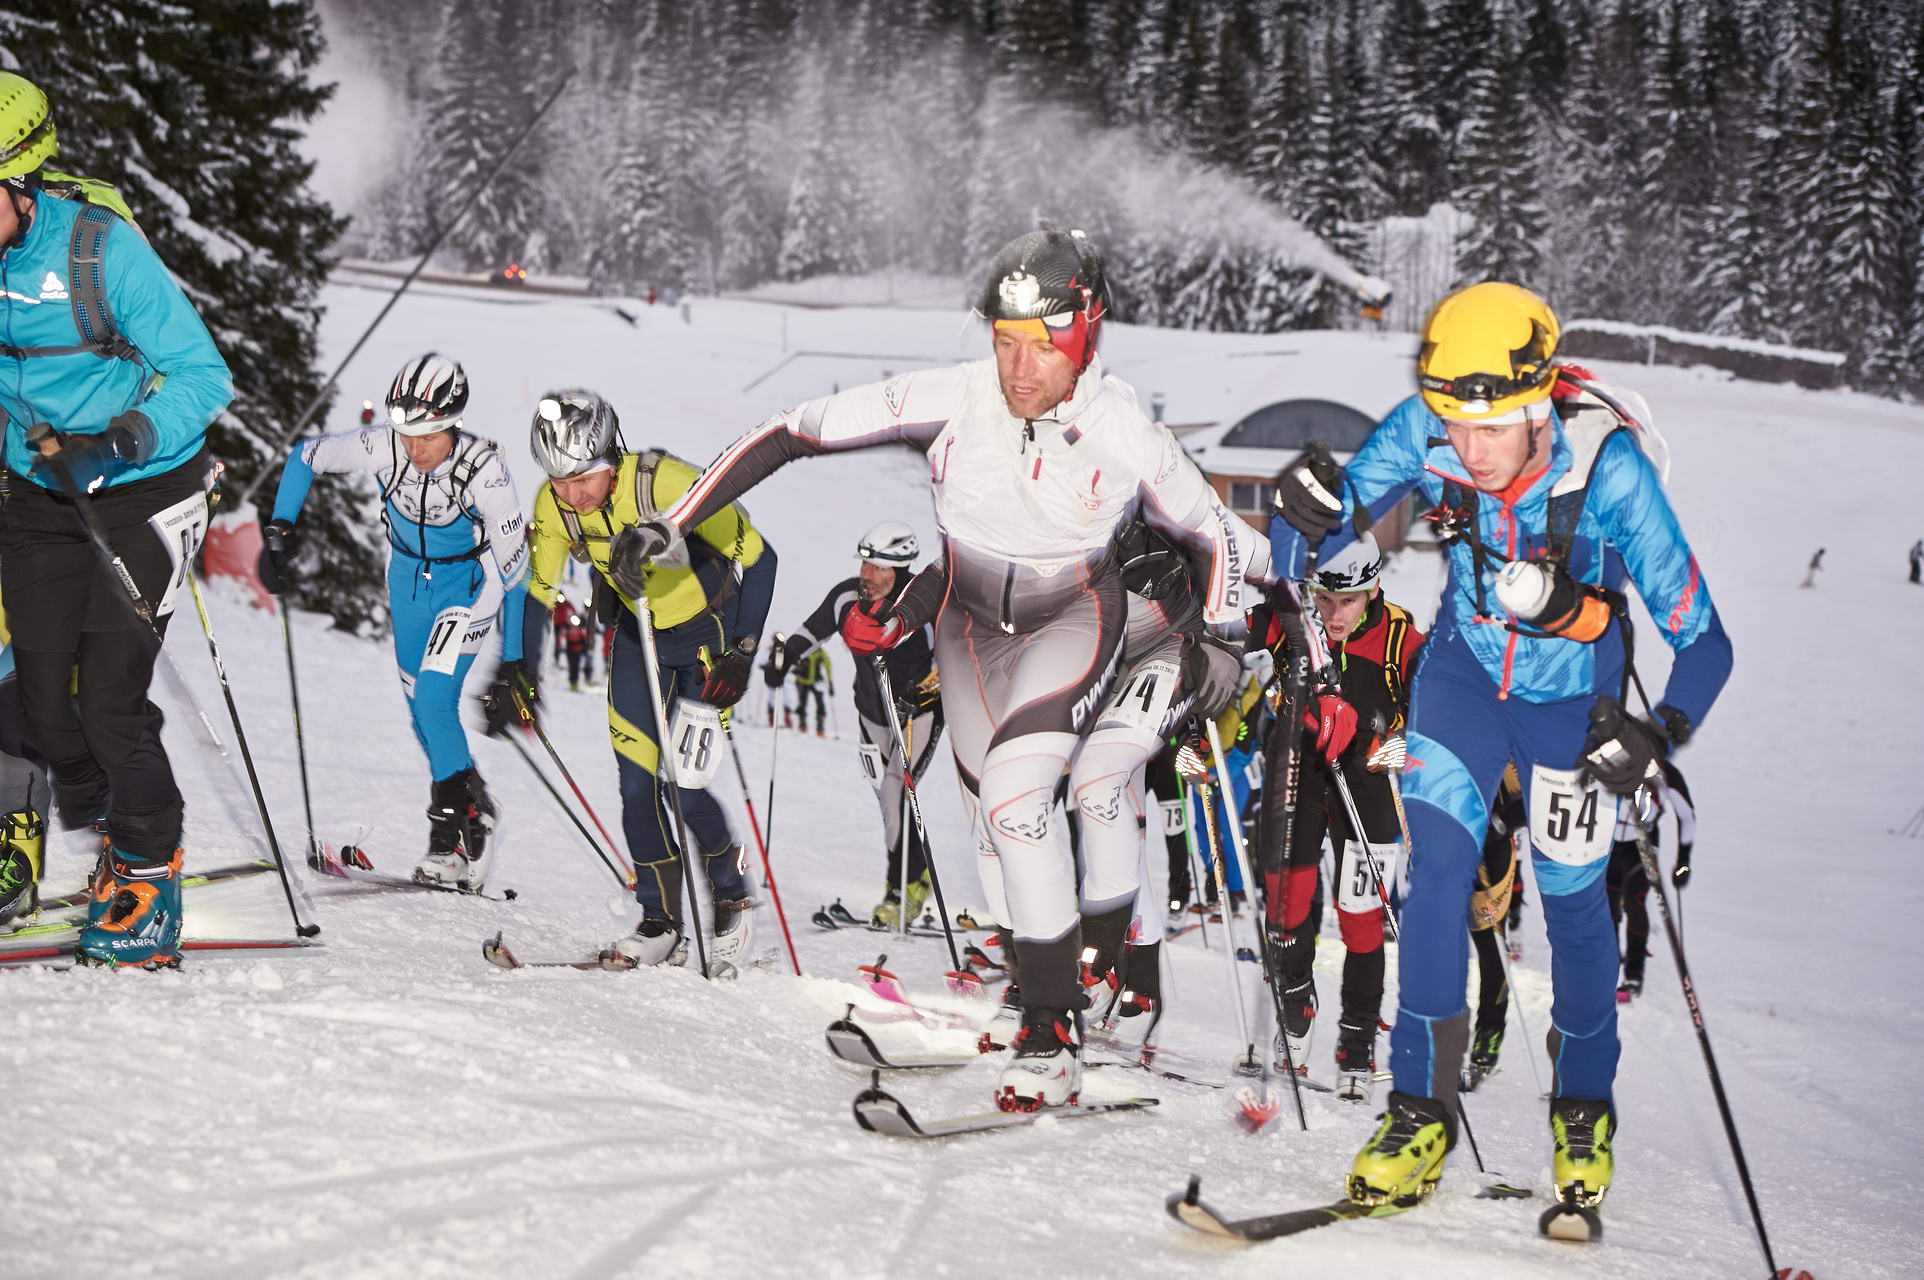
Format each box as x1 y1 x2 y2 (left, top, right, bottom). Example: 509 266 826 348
977 227 1110 373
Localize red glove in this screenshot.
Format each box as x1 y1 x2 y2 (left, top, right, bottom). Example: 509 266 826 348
1301 693 1358 762
841 600 906 655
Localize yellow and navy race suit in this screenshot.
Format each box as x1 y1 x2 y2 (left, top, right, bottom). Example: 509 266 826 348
524 452 776 922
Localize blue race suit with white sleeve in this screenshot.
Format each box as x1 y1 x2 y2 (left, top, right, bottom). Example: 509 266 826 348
271 426 528 783
1269 381 1731 1108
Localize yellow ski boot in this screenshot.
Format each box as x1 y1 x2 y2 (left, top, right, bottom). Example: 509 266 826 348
1347 1090 1455 1211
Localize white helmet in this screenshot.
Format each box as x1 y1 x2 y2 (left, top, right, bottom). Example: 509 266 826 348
1314 532 1383 593
385 353 468 436
857 521 918 568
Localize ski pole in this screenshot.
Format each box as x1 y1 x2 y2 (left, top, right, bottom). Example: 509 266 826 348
234 69 577 506
275 599 323 870
894 712 914 938
1455 1094 1488 1173
1326 763 1400 942
1493 917 1548 1099
184 570 319 937
500 730 631 890
1202 719 1267 1075
1252 609 1314 1131
512 689 633 889
722 719 801 975
633 602 710 978
1630 786 1781 1277
872 655 961 971
1180 755 1258 1074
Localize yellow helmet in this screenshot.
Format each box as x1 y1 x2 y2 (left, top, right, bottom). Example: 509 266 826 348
1417 282 1560 419
0 72 54 183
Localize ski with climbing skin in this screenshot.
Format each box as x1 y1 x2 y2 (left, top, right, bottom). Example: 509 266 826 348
1168 1175 1541 1244
3 860 283 939
314 845 517 901
852 1073 1157 1139
0 936 324 969
825 1006 999 1069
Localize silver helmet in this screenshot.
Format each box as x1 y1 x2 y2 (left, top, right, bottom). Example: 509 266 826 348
530 389 619 478
386 353 468 436
1313 531 1384 593
857 520 918 568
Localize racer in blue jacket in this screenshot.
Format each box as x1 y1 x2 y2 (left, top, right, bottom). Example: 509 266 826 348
0 73 234 968
1269 283 1732 1216
261 354 528 891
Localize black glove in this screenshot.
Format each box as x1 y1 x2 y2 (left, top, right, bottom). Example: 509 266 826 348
608 519 678 600
700 640 756 708
26 411 157 481
258 518 299 596
1672 847 1692 890
1272 445 1346 540
1181 631 1242 719
1576 696 1686 797
482 658 536 737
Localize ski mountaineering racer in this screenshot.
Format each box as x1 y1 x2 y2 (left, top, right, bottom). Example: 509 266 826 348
262 353 528 892
606 227 1260 1112
1269 281 1733 1215
776 521 942 928
522 389 777 973
0 72 234 967
1261 531 1422 1103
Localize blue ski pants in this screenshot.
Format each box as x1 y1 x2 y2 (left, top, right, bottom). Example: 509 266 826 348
390 558 496 783
1392 637 1622 1104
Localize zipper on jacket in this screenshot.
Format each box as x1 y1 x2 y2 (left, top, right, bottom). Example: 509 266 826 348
999 562 1017 635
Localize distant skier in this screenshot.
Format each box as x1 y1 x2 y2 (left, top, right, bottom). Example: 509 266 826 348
1801 546 1825 588
1909 539 1921 584
262 353 528 892
1270 282 1732 1216
554 599 594 690
1258 532 1423 1103
791 647 833 737
1605 759 1694 1001
607 227 1254 1111
521 390 777 971
760 632 789 727
777 522 941 926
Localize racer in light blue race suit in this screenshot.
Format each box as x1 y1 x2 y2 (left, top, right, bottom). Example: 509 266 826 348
265 356 527 886
1269 288 1731 1199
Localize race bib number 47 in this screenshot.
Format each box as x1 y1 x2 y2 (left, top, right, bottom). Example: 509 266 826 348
1527 764 1615 867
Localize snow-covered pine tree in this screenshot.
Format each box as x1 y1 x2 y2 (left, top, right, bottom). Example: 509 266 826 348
0 0 384 631
776 54 864 282
1450 22 1549 290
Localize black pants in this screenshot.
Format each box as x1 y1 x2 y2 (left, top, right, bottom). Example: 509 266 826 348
1 460 205 862
1605 839 1651 983
1470 924 1510 1037
566 648 590 684
795 683 826 730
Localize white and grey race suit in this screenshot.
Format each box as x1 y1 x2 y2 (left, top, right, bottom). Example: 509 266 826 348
662 355 1257 1009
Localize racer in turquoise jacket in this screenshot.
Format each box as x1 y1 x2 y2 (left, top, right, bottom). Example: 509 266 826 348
0 72 233 969
1268 283 1731 1215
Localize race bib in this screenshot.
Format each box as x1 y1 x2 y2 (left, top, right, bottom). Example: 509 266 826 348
146 493 208 618
667 699 724 788
1096 658 1180 735
857 741 885 790
1527 764 1615 867
1338 840 1398 913
418 605 473 676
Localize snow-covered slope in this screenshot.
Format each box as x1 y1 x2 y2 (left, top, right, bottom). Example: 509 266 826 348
6 282 1921 1279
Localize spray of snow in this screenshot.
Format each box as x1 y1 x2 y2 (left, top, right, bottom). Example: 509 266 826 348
298 1 408 218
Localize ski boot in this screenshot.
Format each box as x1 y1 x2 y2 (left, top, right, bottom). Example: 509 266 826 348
1461 1025 1503 1092
707 896 754 977
415 768 496 892
1616 977 1642 1003
609 916 688 967
1334 1020 1377 1103
0 810 46 926
77 849 184 969
1110 940 1164 1046
869 871 931 929
1272 975 1317 1075
1550 1096 1616 1209
997 1007 1082 1112
1348 1090 1455 1210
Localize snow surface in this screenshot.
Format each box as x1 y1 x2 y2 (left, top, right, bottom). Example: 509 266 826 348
8 280 1923 1279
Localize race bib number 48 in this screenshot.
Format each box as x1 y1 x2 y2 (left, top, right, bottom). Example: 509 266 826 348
1527 764 1615 867
667 699 724 788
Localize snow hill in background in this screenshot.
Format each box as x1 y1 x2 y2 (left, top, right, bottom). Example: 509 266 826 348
8 276 1922 1279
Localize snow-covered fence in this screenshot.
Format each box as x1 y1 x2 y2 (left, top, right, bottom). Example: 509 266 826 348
1561 319 1845 391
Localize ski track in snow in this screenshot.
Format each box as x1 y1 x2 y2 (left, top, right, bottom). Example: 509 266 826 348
7 288 1921 1279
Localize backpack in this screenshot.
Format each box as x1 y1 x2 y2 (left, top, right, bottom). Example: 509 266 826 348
0 170 143 364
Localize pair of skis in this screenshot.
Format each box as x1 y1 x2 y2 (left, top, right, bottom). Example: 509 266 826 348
1167 1175 1586 1245
309 844 517 902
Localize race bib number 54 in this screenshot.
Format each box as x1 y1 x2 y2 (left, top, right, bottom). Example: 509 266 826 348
1527 764 1615 866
